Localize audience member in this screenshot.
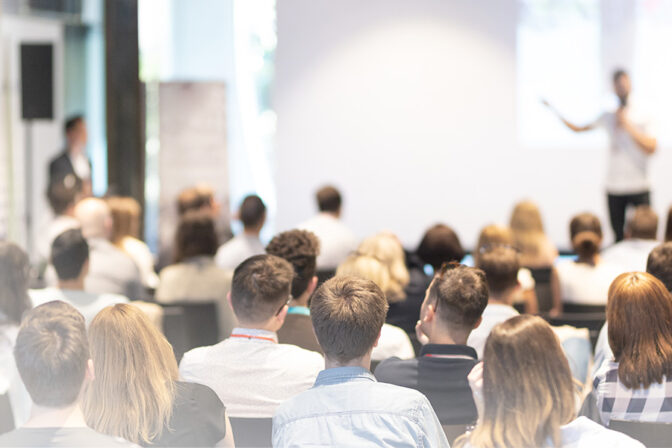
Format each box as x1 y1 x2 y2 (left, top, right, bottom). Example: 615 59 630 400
273 276 449 447
665 205 672 242
30 229 129 324
38 178 82 264
83 304 233 447
215 194 266 270
357 232 410 303
299 185 358 270
336 254 415 361
594 272 672 425
48 115 92 196
375 263 487 425
602 205 660 272
107 196 158 290
266 229 322 353
455 315 642 448
556 213 621 305
73 198 143 299
179 254 323 418
157 211 236 339
0 301 133 447
176 184 221 217
468 247 521 358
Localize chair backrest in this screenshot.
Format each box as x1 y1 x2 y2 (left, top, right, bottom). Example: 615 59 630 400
161 301 220 362
528 267 554 312
548 313 605 349
230 417 273 448
442 424 470 446
563 303 606 314
608 419 672 447
0 393 14 435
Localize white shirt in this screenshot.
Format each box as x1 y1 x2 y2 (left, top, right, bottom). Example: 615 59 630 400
29 287 129 324
299 213 358 270
557 260 622 305
119 237 159 289
215 234 265 271
596 104 654 195
601 239 660 274
371 323 415 361
0 323 31 428
179 327 324 418
467 303 519 359
68 151 91 181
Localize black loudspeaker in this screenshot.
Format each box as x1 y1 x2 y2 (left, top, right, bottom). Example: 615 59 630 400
20 43 54 120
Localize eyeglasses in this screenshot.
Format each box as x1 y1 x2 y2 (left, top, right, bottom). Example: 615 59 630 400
276 294 293 316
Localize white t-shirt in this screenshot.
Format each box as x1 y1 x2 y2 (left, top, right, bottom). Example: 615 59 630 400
467 303 519 359
120 237 159 289
371 323 415 361
215 234 265 271
595 104 654 195
556 260 622 305
299 213 358 270
600 239 660 274
29 288 129 324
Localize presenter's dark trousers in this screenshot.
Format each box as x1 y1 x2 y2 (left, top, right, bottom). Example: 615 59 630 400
607 191 650 242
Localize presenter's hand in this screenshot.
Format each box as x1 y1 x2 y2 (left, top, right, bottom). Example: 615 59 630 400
616 108 630 129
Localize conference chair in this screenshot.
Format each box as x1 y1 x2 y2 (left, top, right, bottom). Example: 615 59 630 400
229 417 273 448
548 312 605 349
161 301 219 362
608 419 672 447
528 267 554 312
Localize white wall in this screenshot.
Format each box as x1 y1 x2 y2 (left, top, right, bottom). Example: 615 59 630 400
274 0 672 250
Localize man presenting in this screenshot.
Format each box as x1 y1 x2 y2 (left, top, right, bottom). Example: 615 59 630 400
545 69 657 242
49 115 92 197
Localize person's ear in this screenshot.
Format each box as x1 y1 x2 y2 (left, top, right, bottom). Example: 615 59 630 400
85 359 95 381
307 276 318 296
424 302 436 324
473 316 483 330
373 330 382 348
226 292 233 310
276 305 288 326
80 258 90 278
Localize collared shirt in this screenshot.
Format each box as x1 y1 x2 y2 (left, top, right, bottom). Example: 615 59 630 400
179 327 324 418
467 304 519 359
287 306 310 316
214 234 265 271
375 344 478 425
273 366 449 448
298 213 358 270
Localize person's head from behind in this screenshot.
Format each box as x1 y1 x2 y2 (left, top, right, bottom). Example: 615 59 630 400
336 254 393 303
665 206 672 243
47 177 82 216
266 230 321 301
626 205 658 240
647 243 672 292
106 196 141 245
569 212 603 260
316 185 342 216
607 272 672 389
476 247 520 303
174 210 218 263
83 304 178 444
416 224 465 271
357 233 410 302
311 276 388 367
239 194 266 233
474 224 514 266
418 263 488 344
229 254 294 330
613 69 631 106
65 115 87 151
0 242 32 325
14 301 91 408
176 184 218 217
74 197 113 240
457 315 575 448
51 229 89 285
510 200 547 258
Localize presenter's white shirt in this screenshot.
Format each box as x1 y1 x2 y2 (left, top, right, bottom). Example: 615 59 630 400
596 104 654 195
299 213 358 270
467 304 519 359
556 260 622 305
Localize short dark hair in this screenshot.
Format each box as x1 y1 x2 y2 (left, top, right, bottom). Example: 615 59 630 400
174 211 218 263
311 276 388 363
613 69 628 83
477 247 520 295
0 242 32 325
47 178 82 215
416 224 465 270
647 243 672 292
51 229 89 281
14 301 89 407
628 205 658 240
427 264 488 329
65 115 84 134
231 254 294 323
266 230 320 298
177 186 215 216
239 195 266 229
316 186 342 213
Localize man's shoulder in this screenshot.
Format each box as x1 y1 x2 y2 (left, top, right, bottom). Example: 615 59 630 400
375 357 418 383
275 342 324 364
180 342 222 370
0 427 137 448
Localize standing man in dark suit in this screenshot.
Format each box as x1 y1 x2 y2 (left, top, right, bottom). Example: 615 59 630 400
49 115 92 196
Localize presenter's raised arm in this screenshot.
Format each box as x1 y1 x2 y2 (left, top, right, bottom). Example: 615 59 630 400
541 99 595 133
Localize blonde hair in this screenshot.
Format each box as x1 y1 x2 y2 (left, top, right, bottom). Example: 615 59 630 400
337 254 392 299
510 201 550 263
83 304 178 444
106 196 141 246
455 315 575 448
474 224 514 267
356 233 409 302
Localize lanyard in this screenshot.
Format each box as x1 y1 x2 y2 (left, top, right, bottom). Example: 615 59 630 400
230 334 277 343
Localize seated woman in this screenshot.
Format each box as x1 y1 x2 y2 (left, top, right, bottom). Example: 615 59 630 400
456 315 642 448
557 213 621 305
83 303 234 447
156 210 236 339
594 272 672 426
337 253 415 361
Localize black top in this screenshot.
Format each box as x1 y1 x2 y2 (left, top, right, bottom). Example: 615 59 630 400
375 344 478 425
387 262 432 334
48 151 76 184
148 381 227 447
277 313 322 354
0 427 135 447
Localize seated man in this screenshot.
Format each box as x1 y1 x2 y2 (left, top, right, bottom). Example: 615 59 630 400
273 276 449 447
179 254 324 418
215 195 266 270
375 263 487 425
30 229 129 324
266 229 322 353
602 205 660 273
0 301 133 447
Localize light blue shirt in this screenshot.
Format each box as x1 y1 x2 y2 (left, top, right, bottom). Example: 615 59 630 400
272 366 449 447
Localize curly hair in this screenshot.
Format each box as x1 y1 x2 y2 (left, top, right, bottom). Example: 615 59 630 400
266 230 320 298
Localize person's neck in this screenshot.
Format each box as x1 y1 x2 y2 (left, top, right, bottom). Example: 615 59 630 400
427 327 468 346
325 353 371 371
488 293 513 306
577 254 600 266
289 291 311 308
23 402 88 429
243 228 260 238
321 211 340 219
237 320 278 333
58 278 85 291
